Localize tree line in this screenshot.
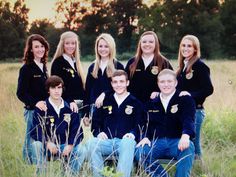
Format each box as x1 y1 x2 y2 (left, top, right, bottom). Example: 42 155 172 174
0 0 235 60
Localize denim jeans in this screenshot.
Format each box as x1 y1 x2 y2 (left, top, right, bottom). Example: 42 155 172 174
90 137 136 177
135 138 195 177
22 109 34 164
193 109 205 157
31 141 87 175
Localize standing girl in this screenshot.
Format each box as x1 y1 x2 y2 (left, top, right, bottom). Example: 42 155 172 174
17 34 49 163
125 31 172 103
177 35 214 159
85 33 124 107
51 31 85 113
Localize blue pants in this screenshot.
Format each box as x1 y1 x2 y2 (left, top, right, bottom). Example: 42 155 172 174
193 109 205 157
135 138 195 177
22 109 34 164
31 141 87 175
90 137 136 177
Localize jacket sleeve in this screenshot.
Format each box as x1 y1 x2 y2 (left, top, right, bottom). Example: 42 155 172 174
91 107 104 137
68 113 82 145
180 96 196 138
30 108 44 142
16 66 37 107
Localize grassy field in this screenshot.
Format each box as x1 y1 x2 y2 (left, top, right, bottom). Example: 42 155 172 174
0 60 236 177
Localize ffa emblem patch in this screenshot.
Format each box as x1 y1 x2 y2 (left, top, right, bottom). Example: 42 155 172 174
64 113 71 123
186 70 194 80
151 66 158 75
49 116 55 127
108 106 112 114
125 105 133 115
171 104 178 113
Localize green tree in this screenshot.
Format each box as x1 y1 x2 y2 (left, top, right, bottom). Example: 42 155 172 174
0 0 29 59
220 0 236 58
141 0 223 58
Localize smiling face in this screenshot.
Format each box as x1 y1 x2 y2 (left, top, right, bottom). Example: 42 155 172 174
180 39 195 60
97 38 110 60
32 40 45 60
158 73 177 96
64 37 76 57
140 34 156 56
111 75 129 96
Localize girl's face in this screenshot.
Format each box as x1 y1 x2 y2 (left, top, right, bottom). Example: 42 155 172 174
64 37 76 57
32 40 45 59
97 39 110 59
140 34 155 55
181 39 195 60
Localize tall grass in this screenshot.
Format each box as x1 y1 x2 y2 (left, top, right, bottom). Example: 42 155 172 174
0 60 236 177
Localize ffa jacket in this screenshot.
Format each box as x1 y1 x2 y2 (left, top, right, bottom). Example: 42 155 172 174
177 59 214 109
125 57 172 103
85 61 124 104
30 99 82 145
92 93 145 141
17 62 48 110
146 90 195 140
51 56 85 103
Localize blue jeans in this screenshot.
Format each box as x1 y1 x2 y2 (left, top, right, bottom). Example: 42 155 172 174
135 138 195 177
193 109 205 157
31 141 87 175
90 137 136 177
23 109 34 164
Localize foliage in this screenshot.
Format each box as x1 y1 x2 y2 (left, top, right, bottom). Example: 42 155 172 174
0 0 236 60
220 0 236 57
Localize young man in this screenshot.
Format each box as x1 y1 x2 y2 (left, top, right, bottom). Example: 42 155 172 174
136 69 195 177
90 70 145 177
30 75 86 175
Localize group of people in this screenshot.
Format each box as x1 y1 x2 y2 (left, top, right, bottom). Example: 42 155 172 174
16 30 213 177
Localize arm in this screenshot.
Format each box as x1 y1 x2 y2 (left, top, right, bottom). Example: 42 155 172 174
16 66 37 107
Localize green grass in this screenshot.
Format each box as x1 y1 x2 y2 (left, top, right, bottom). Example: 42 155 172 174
0 60 236 177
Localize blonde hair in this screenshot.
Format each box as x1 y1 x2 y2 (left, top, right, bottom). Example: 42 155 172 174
158 69 177 81
129 31 169 78
92 33 117 78
52 31 85 86
177 35 201 75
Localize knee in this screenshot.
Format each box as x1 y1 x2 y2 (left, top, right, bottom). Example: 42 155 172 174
121 138 136 147
31 141 43 150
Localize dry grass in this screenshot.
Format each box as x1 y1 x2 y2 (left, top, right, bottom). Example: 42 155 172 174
0 60 236 177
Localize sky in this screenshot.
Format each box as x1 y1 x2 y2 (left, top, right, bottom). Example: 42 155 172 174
9 0 58 23
8 0 155 27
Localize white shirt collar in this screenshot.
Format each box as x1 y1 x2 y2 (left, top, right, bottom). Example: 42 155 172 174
34 59 44 72
142 54 154 69
114 92 130 107
160 90 176 112
49 97 65 116
63 53 75 69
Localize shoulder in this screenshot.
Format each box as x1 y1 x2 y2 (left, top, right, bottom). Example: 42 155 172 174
126 57 135 66
193 59 210 71
88 63 95 72
114 60 124 69
52 56 65 66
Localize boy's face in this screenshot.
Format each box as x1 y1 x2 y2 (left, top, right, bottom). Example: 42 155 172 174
49 83 63 100
158 74 177 96
111 75 129 95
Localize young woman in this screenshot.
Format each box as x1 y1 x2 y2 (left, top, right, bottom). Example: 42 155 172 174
51 31 86 113
85 33 124 107
16 34 49 164
176 35 214 159
125 31 172 103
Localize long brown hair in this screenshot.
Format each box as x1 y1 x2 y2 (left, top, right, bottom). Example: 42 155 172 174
129 31 168 78
23 34 49 65
177 35 201 75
